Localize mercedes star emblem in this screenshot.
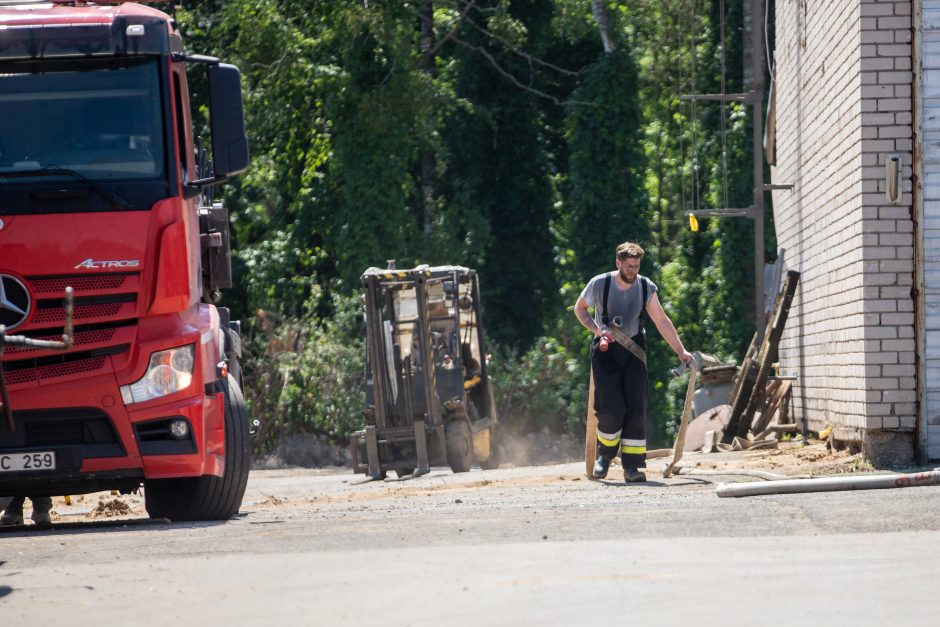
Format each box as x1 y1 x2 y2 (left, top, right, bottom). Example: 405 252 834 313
0 274 30 330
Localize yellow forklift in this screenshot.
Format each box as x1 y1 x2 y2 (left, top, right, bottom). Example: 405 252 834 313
351 265 500 479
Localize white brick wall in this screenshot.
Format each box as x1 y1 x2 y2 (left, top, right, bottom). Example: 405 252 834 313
771 0 916 442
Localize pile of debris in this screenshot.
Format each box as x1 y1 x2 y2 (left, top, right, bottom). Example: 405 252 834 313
681 269 801 456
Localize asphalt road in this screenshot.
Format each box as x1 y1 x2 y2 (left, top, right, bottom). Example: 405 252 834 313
2 460 940 626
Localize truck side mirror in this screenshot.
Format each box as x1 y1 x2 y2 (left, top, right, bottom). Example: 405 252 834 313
207 63 249 177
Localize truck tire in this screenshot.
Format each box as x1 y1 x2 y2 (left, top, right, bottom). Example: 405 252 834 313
445 419 473 473
144 375 251 521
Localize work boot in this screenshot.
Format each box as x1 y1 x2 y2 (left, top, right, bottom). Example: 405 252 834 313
0 510 23 526
1 496 24 526
624 467 647 483
30 497 53 527
593 455 611 479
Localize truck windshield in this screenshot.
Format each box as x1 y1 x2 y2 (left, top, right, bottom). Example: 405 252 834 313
0 57 166 182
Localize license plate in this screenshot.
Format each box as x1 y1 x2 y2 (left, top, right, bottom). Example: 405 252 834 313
0 451 56 472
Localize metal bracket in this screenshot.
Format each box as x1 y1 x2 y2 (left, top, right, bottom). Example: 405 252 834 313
680 90 759 104
686 207 755 219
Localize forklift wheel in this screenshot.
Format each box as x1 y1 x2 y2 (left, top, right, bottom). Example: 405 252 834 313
445 420 473 473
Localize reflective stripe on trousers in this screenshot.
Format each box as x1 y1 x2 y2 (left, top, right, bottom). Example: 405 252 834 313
597 428 622 448
620 438 646 456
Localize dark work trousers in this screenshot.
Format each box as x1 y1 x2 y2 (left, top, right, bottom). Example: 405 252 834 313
4 495 52 514
591 335 648 470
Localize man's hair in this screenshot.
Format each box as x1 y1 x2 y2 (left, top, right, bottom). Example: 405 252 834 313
616 242 645 260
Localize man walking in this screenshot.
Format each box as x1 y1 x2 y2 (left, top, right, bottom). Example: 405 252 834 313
574 242 692 482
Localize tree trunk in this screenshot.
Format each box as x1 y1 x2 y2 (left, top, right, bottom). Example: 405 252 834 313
419 1 436 245
591 0 615 53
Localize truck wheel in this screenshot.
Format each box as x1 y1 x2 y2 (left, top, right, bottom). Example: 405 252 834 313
145 375 251 521
445 419 473 473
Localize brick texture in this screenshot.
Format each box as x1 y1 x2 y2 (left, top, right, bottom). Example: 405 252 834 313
771 0 916 439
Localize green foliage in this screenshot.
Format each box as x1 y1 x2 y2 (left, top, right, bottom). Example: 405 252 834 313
236 233 325 319
440 0 558 349
175 0 773 450
329 71 430 284
564 48 649 279
244 292 366 451
489 337 587 435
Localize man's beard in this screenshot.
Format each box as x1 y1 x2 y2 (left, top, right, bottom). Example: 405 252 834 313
619 268 636 284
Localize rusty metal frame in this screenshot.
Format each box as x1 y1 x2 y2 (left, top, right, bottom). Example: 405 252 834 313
355 266 498 477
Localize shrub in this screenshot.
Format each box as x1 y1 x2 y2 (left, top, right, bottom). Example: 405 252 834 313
489 337 588 436
242 292 366 452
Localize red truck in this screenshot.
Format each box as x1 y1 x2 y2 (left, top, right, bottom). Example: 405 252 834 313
0 0 251 521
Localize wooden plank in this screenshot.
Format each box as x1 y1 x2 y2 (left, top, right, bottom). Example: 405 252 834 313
924 364 940 391
925 7 940 31
926 333 940 360
923 273 940 291
923 170 940 195
925 7 940 457
927 423 940 460
924 69 940 100
925 401 940 425
584 370 597 478
663 357 706 478
752 380 792 435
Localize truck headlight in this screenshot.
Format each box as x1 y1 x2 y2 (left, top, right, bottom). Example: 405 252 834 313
120 345 195 405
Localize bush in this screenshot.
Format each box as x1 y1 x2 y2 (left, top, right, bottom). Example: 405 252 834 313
489 337 589 436
242 292 366 453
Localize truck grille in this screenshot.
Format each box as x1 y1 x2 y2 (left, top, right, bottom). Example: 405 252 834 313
3 326 118 356
33 293 136 325
0 407 124 459
4 357 105 386
31 274 131 294
1 273 140 389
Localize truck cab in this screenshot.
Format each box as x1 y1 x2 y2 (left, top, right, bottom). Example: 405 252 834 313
0 0 251 521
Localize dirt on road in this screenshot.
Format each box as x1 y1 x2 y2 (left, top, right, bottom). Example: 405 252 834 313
5 437 874 527
4 437 939 627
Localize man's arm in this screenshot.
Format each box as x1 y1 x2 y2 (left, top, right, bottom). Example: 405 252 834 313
645 292 693 363
574 297 603 337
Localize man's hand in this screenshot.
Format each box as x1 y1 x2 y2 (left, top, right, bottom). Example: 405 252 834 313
599 330 613 352
678 349 693 364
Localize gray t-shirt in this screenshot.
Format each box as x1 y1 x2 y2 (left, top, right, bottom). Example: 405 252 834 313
579 272 658 338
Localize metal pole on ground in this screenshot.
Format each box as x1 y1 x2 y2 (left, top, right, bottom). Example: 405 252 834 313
716 469 940 498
